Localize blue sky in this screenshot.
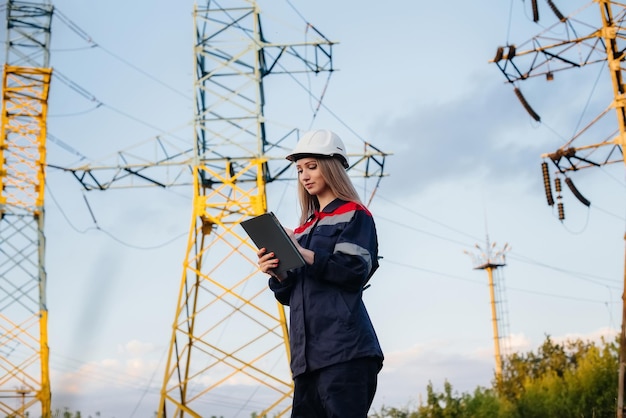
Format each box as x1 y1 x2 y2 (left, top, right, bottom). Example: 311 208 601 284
2 0 624 416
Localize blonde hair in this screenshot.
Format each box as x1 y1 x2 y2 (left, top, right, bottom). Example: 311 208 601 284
296 157 363 224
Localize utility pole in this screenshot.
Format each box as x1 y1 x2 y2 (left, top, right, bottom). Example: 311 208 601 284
466 239 510 379
621 238 626 418
491 1 625 415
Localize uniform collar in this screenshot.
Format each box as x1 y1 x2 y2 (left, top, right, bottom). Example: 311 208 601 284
318 198 345 214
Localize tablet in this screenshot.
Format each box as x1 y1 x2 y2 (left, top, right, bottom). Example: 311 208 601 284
241 212 306 275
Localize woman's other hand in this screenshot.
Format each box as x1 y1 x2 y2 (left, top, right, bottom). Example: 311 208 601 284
257 247 286 281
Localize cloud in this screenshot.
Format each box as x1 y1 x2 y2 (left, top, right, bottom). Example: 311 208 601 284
504 332 533 353
368 79 543 197
371 339 495 411
552 326 618 346
366 65 614 203
117 339 157 356
50 339 164 415
52 350 159 395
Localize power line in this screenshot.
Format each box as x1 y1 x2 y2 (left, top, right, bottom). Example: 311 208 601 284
374 193 483 243
508 252 622 287
45 183 188 250
53 7 191 101
49 8 194 158
51 68 193 147
383 257 616 305
373 191 622 291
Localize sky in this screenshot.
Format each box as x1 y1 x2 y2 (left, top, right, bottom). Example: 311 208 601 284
2 0 626 416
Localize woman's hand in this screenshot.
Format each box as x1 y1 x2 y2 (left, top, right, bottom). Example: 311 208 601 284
284 228 315 265
257 247 286 281
284 228 301 250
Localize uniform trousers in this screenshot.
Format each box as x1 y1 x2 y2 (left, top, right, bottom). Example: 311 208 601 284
291 357 381 418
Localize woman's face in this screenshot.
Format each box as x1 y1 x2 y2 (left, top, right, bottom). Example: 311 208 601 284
296 157 329 196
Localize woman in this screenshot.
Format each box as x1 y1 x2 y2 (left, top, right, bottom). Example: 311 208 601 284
257 129 384 418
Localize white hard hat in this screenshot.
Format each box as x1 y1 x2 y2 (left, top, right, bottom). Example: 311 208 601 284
286 129 349 168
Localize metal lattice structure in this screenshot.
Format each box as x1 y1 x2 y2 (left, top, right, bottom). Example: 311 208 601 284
0 1 53 416
491 1 625 176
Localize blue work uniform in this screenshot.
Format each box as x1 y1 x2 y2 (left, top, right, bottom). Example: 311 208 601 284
269 198 383 417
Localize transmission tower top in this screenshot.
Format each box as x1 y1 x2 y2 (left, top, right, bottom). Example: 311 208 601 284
465 238 510 270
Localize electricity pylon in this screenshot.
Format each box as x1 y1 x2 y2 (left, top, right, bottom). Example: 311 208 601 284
0 0 53 417
491 0 625 415
153 3 380 415
50 1 387 416
465 239 511 379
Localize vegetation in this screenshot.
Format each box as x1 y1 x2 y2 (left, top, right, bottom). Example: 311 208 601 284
51 408 95 418
370 335 618 418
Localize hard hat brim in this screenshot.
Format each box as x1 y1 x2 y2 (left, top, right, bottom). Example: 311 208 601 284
286 153 349 169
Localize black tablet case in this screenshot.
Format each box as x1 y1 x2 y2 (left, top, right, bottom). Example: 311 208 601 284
241 212 306 275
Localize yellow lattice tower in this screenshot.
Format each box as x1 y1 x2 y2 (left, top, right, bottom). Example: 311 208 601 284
0 1 53 416
158 2 336 416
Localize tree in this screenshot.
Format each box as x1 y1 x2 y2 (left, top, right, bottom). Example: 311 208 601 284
372 335 618 417
497 335 617 418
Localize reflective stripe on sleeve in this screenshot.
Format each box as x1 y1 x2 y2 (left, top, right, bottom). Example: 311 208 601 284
334 242 373 275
